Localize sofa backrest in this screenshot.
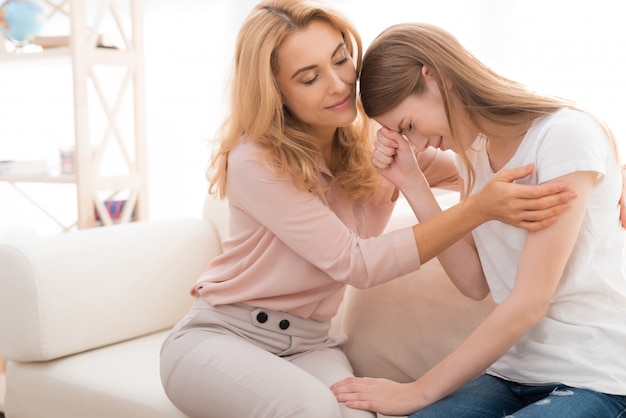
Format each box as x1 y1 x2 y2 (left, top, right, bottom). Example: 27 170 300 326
0 218 220 362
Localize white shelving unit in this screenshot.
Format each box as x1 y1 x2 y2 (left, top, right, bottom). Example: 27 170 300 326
1 0 148 409
0 0 148 231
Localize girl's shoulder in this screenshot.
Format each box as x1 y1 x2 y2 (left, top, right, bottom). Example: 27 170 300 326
527 108 606 145
535 107 599 132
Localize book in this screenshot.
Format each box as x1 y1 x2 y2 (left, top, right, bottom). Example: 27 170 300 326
0 160 53 176
33 35 119 49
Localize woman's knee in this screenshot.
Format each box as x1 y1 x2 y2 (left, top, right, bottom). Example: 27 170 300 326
281 389 344 417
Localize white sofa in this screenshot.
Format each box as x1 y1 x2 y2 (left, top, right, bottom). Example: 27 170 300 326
0 191 495 417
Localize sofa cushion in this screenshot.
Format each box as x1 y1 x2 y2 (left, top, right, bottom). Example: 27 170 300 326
340 257 496 383
5 330 185 418
0 218 217 362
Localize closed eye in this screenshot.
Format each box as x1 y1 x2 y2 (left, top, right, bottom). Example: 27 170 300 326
335 48 349 66
303 75 318 85
302 45 350 86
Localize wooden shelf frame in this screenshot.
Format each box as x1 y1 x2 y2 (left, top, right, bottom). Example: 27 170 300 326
0 0 148 230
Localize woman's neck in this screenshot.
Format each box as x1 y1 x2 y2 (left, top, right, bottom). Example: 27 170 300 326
316 129 337 172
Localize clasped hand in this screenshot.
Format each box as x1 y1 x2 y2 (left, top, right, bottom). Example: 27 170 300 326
372 127 425 191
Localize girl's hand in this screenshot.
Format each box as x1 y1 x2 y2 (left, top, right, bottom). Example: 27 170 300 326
372 128 426 190
473 164 577 232
331 377 423 416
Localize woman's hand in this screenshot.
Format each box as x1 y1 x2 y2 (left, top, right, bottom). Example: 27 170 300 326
473 164 577 232
372 128 427 191
331 377 423 416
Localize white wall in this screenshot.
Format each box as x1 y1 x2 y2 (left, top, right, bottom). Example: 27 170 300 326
1 0 624 240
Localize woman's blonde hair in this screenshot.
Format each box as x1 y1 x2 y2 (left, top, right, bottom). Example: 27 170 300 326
360 23 619 195
207 0 377 201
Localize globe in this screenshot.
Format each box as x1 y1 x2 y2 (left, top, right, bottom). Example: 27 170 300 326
0 0 45 47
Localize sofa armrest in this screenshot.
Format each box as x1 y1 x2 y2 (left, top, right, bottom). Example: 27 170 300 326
0 218 219 362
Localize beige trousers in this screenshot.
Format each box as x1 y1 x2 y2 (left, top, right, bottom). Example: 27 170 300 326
160 298 375 418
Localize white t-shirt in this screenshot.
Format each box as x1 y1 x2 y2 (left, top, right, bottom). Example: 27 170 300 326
459 108 626 395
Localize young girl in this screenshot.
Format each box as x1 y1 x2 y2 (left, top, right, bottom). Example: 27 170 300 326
159 4 575 417
331 22 626 418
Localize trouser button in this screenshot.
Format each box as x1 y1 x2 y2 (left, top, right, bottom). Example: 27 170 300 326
279 319 290 330
256 312 268 323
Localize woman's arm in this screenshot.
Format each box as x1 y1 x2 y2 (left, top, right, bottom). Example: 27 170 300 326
331 170 595 416
405 166 574 275
375 130 573 298
228 139 573 290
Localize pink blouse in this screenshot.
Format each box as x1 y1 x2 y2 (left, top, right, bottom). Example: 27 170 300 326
192 137 458 321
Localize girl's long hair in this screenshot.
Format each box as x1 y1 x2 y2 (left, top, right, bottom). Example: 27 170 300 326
207 0 377 201
360 23 620 195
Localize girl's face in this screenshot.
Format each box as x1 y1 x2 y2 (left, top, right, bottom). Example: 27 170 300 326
275 20 357 141
373 67 476 154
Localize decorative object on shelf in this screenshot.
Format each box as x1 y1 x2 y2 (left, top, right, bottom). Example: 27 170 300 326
59 147 74 174
0 0 45 50
94 199 135 222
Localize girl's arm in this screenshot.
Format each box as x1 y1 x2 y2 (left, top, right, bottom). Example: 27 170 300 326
405 170 594 412
332 170 595 416
400 168 487 298
414 146 460 191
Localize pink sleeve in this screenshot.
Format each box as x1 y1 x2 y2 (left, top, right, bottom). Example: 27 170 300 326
417 147 461 191
227 142 421 288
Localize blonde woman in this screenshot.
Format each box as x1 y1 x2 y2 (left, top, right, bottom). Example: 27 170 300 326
331 23 626 418
159 4 575 417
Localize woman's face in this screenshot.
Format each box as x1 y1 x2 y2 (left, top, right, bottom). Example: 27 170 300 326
275 20 357 140
373 67 476 154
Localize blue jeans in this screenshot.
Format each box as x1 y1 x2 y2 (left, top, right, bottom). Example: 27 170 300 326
409 374 626 418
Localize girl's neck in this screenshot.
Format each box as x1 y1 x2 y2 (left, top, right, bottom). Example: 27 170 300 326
480 118 532 172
